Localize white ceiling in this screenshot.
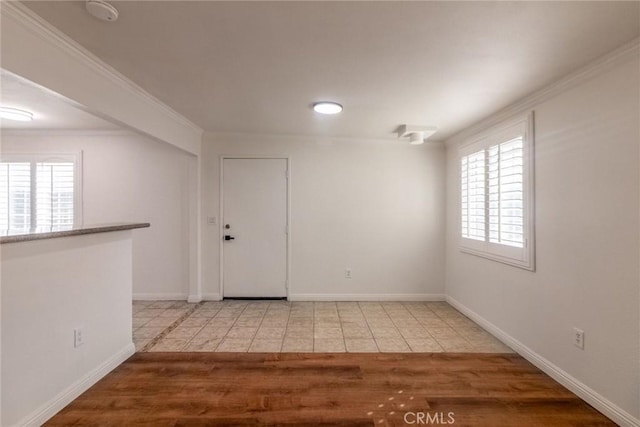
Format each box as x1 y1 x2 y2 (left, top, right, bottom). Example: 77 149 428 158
22 1 640 141
1 70 119 130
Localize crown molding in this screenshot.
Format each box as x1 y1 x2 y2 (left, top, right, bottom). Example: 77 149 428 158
205 130 445 148
446 37 640 145
1 1 203 136
0 128 137 137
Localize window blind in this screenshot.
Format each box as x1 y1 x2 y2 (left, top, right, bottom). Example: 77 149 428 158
488 137 524 248
36 162 75 228
458 112 533 270
461 150 486 241
0 159 76 230
461 140 524 248
0 162 32 230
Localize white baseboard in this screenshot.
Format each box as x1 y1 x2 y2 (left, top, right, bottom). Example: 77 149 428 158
187 294 202 303
446 296 639 427
133 293 187 301
289 293 445 302
134 293 220 302
15 342 135 427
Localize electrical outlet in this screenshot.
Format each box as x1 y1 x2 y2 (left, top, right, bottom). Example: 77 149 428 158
74 328 84 348
573 327 584 350
345 269 352 279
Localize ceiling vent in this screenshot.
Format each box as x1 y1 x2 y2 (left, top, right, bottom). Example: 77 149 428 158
397 125 438 145
86 0 119 22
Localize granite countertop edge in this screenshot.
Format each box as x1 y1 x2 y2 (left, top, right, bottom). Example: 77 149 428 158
1 223 151 244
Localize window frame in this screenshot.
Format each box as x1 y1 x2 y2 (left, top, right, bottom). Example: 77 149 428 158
0 151 83 229
459 112 535 271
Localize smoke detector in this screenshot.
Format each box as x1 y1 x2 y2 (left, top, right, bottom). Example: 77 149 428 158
397 124 438 145
86 0 118 22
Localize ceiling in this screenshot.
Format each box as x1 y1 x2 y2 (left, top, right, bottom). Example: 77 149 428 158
22 1 640 141
1 70 118 130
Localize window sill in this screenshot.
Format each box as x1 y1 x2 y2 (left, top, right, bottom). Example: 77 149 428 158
460 246 535 271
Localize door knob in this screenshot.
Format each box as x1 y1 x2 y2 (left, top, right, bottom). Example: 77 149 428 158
224 235 235 241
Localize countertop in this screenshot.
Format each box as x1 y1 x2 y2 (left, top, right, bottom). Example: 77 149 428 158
0 222 150 244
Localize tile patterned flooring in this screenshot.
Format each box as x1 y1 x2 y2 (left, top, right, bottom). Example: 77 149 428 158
133 300 513 353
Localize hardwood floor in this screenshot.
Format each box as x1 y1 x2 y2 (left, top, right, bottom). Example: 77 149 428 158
46 353 614 426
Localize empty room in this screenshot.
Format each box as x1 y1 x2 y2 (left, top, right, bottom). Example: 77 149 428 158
1 1 638 426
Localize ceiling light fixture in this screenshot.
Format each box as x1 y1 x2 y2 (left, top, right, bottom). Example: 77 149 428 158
0 107 34 122
397 124 438 145
86 0 119 22
313 102 343 115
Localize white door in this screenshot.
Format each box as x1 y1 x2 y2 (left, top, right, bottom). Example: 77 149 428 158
222 158 288 298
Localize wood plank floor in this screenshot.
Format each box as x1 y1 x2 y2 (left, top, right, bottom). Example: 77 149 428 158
46 353 614 426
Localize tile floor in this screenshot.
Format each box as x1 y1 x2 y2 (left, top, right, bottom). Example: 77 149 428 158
133 300 513 353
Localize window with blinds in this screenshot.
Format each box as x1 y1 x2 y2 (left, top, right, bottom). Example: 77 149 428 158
0 154 81 231
461 150 486 242
488 137 524 248
459 113 534 270
0 162 32 230
36 162 75 228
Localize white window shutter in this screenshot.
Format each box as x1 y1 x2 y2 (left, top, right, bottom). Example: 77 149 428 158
459 112 534 270
36 162 75 228
461 150 486 242
488 137 524 248
0 162 32 230
1 156 79 231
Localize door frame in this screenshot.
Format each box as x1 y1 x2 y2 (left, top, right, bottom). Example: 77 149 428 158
219 155 291 300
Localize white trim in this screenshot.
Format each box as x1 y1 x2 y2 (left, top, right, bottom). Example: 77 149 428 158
289 293 446 302
187 295 202 303
132 293 188 301
12 343 135 427
219 156 291 300
0 129 137 138
1 2 201 135
186 154 201 304
207 130 448 146
195 154 203 303
218 158 224 298
446 37 640 146
202 293 223 301
286 159 292 297
446 296 639 427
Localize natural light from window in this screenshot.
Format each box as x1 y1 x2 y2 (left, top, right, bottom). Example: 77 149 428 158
0 157 77 231
459 113 534 270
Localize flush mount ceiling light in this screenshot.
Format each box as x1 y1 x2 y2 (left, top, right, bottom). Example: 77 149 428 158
313 102 343 115
397 124 438 145
86 0 119 22
0 107 34 122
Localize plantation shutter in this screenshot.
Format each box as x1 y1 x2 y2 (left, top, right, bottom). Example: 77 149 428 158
0 157 77 230
0 162 32 230
488 137 524 248
36 162 75 228
461 150 486 241
459 112 534 270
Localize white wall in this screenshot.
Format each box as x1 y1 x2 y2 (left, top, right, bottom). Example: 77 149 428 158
444 53 639 423
2 231 135 426
202 134 446 300
1 130 196 299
